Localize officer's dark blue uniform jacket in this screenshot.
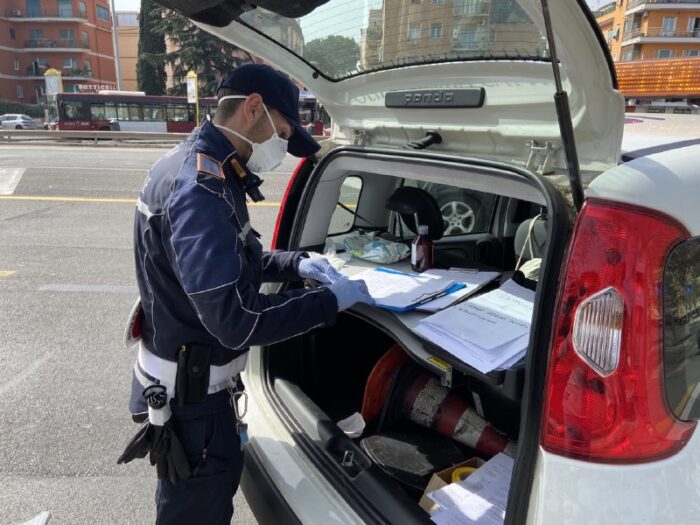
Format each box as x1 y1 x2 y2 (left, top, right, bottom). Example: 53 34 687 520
134 121 338 367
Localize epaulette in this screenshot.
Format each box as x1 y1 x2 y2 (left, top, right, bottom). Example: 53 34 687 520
196 153 225 181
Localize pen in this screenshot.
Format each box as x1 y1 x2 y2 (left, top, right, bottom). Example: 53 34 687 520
415 288 451 306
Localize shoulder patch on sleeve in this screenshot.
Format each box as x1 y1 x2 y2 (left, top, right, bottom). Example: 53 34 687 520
197 153 224 180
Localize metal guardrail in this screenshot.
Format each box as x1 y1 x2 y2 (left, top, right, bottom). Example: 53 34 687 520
0 129 327 145
0 129 189 144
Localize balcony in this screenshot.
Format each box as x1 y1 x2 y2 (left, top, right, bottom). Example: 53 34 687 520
622 26 700 45
25 65 93 78
23 39 90 50
594 2 617 18
453 1 490 16
4 8 87 19
626 0 700 13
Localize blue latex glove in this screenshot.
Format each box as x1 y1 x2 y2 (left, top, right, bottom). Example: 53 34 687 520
328 278 375 312
298 257 344 284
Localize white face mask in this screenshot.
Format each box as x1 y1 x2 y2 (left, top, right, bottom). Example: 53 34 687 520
215 95 288 172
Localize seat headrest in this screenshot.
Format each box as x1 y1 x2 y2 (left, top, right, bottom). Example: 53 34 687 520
514 216 547 261
385 186 444 241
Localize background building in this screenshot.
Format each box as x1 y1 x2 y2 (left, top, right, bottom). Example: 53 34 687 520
375 0 544 68
595 0 700 110
0 0 116 104
115 11 138 91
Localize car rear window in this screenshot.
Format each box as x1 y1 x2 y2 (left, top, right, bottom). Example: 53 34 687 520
239 0 549 80
664 238 700 420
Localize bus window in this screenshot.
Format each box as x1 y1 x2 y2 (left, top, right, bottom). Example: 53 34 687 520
118 104 142 121
105 103 117 120
62 101 87 121
143 105 163 121
167 105 189 122
90 104 106 121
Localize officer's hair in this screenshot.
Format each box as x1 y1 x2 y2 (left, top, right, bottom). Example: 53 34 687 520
214 88 245 124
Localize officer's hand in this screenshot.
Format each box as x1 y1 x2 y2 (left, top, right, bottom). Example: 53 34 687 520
328 277 375 312
298 257 344 284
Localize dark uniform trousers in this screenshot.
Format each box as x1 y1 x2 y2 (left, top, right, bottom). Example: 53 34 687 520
155 390 243 525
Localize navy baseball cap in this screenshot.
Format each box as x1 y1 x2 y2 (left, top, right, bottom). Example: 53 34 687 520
217 64 320 157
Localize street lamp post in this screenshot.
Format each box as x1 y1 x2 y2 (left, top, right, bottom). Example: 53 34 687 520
110 0 123 90
186 70 199 124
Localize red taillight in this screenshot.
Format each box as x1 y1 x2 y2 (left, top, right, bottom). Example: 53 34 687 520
270 157 307 250
541 198 696 463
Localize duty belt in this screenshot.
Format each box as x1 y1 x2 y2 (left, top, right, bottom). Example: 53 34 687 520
134 342 247 400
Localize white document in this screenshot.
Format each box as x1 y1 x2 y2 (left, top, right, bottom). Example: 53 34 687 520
349 268 455 310
415 280 535 373
429 453 514 525
416 270 501 313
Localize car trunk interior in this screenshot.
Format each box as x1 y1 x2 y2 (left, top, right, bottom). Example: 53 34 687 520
261 147 572 522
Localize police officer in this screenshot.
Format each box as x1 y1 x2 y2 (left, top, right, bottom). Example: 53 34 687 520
118 64 374 524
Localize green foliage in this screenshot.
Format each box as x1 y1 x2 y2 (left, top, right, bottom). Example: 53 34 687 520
0 98 43 117
137 0 166 95
304 35 360 78
154 10 251 97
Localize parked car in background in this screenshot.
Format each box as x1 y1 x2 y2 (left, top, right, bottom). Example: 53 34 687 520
0 114 38 129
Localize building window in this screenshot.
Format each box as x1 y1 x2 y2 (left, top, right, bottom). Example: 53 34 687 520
621 47 634 61
96 5 110 21
59 29 75 41
9 28 16 40
79 1 87 16
84 59 92 77
684 49 699 57
26 0 40 17
688 17 700 36
16 85 24 99
430 23 443 39
63 58 76 69
81 31 89 45
432 0 446 4
657 49 672 59
58 0 72 17
13 58 20 70
607 28 613 42
411 0 421 3
408 23 422 42
30 28 44 40
662 17 677 37
454 0 482 16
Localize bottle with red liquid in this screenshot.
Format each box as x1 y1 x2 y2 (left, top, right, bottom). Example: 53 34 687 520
411 225 433 272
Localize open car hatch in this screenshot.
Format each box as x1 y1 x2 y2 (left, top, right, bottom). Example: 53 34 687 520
156 0 624 175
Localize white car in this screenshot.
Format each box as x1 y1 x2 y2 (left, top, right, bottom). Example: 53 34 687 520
0 113 38 129
162 1 700 524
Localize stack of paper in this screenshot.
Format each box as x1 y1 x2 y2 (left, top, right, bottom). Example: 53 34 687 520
414 280 535 373
428 453 514 525
416 269 501 313
349 267 462 312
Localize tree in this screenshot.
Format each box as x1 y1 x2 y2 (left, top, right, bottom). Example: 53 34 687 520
137 0 166 95
304 36 360 78
154 10 252 97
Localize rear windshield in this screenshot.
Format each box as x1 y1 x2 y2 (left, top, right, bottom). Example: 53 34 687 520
239 0 549 80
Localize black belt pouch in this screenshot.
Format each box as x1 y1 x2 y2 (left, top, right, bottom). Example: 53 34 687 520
175 344 212 406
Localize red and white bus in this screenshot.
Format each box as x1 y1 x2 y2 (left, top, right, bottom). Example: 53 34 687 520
47 92 218 132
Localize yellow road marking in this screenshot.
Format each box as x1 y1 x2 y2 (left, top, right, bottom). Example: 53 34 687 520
0 271 16 277
0 195 282 206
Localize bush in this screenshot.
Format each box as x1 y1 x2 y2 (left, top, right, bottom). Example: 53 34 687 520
0 98 44 118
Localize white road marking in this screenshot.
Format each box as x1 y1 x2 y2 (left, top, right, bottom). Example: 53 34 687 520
0 168 25 195
0 352 50 396
38 166 146 172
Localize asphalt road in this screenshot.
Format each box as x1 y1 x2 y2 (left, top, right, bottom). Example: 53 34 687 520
0 144 300 525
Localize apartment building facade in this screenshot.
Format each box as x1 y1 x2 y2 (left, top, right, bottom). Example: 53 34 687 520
360 0 545 73
595 0 700 108
0 0 116 104
115 11 137 91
